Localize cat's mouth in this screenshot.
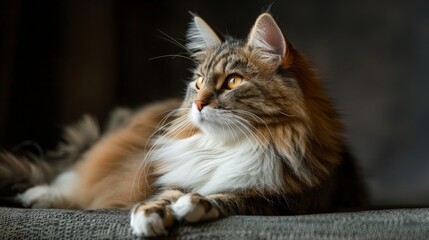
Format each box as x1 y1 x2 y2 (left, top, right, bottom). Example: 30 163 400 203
190 104 235 133
190 105 215 125
189 105 252 143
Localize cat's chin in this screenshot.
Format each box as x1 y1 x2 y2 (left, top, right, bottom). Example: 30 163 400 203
189 105 245 143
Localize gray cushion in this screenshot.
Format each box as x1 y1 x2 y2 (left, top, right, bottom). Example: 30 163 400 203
1 207 428 239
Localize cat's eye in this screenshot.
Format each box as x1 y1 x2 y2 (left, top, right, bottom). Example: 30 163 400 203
195 76 204 90
225 74 243 89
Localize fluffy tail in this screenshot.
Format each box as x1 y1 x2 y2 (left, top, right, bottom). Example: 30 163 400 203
48 115 100 165
0 115 100 200
0 152 53 198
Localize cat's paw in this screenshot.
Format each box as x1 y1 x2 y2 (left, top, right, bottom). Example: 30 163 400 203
171 193 219 222
130 203 174 237
130 193 220 237
17 185 58 208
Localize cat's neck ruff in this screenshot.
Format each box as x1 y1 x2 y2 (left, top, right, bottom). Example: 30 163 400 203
153 133 284 195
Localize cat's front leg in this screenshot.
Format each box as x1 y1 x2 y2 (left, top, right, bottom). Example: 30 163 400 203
130 191 243 237
131 191 216 237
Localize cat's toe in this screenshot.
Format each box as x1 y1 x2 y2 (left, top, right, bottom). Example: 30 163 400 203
130 203 174 237
130 210 167 237
171 194 219 222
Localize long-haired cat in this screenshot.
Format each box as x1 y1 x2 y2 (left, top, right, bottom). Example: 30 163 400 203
0 13 366 237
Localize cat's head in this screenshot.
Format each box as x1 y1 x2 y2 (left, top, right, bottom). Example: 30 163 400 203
181 13 331 144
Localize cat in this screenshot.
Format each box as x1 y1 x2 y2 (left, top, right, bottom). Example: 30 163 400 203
0 13 367 237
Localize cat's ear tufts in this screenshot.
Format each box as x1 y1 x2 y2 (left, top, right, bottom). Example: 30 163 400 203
247 13 287 62
186 14 221 53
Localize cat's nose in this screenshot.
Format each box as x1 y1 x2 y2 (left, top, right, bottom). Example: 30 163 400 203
194 100 207 111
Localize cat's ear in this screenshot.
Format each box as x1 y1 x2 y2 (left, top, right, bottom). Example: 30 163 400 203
247 13 287 63
186 15 221 53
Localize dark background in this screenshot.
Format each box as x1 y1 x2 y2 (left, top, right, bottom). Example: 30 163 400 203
1 0 428 206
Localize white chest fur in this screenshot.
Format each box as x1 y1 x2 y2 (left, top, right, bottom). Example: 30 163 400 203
153 134 283 195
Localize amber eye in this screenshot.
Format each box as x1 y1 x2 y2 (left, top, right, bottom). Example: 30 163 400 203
226 74 243 89
196 76 204 90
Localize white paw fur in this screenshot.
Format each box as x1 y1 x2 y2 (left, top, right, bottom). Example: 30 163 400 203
130 210 167 237
17 185 59 208
171 194 219 222
17 171 76 208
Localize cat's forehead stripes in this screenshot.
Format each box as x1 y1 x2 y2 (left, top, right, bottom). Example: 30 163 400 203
199 43 250 86
203 45 230 73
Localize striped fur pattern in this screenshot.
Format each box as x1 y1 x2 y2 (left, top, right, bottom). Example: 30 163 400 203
0 13 366 237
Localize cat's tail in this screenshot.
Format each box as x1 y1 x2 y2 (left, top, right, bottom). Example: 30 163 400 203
0 151 53 199
48 115 101 165
0 115 100 200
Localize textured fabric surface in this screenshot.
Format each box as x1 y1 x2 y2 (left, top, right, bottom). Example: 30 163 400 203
1 207 429 239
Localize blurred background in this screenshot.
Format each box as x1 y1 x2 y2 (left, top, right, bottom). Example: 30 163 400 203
0 0 428 206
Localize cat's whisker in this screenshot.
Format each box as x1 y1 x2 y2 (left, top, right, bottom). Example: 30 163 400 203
138 109 188 164
219 116 228 143
221 116 253 145
217 115 238 144
232 110 275 142
225 113 280 161
157 30 193 55
143 108 188 152
204 111 282 186
152 110 190 139
227 113 268 141
188 124 197 138
217 115 233 143
229 119 259 144
231 118 277 160
147 121 192 158
142 108 190 153
163 118 192 138
149 54 196 63
223 117 270 161
143 115 190 169
148 115 191 156
187 120 198 138
223 118 241 145
279 111 295 118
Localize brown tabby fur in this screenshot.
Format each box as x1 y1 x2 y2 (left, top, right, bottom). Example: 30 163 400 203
0 13 366 236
